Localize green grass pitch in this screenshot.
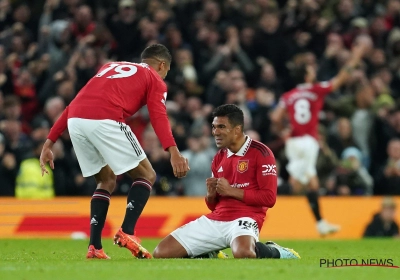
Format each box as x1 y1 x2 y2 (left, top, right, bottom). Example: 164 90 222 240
0 239 399 280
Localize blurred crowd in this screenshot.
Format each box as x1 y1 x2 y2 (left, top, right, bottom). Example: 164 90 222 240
1 0 400 198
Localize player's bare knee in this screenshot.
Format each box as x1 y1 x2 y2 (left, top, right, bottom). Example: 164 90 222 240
152 247 161 258
232 248 256 259
152 246 166 258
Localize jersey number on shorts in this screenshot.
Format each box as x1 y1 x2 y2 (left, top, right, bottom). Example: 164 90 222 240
294 98 311 124
96 63 137 79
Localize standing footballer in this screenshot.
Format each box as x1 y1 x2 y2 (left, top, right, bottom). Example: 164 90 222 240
39 44 190 259
153 104 300 259
271 37 371 236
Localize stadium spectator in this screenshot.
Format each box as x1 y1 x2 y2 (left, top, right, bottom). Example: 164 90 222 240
374 138 400 195
166 48 202 97
15 139 54 199
141 126 176 196
363 196 399 238
330 146 373 195
105 0 141 62
0 131 17 196
256 61 284 99
180 132 216 196
327 117 358 159
316 124 339 193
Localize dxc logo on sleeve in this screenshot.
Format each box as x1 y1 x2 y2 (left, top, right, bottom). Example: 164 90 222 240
262 164 277 176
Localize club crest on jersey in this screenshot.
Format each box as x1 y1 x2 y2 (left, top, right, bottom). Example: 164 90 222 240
237 160 249 173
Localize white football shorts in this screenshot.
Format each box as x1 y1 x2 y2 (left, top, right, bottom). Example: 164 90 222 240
68 118 146 177
285 134 319 184
171 215 259 257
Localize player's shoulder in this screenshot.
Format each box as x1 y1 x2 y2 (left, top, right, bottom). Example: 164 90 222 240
249 140 273 158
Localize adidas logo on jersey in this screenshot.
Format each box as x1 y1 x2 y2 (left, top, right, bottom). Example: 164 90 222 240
218 166 223 172
126 202 135 210
90 217 98 225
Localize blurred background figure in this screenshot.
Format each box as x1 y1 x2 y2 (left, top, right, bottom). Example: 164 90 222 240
363 197 399 238
329 147 373 195
374 138 400 195
15 140 54 199
316 125 339 194
0 131 17 196
180 133 215 196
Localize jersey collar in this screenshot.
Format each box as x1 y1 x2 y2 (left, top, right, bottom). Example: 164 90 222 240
296 83 312 89
227 136 252 157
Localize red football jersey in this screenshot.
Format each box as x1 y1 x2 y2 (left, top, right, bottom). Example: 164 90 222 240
47 62 176 150
205 137 277 231
279 82 332 139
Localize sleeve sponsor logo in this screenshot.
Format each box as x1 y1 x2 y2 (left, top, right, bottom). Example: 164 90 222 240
262 164 277 176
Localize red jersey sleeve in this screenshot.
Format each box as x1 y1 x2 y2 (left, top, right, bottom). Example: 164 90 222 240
205 197 217 211
243 152 277 208
146 74 176 150
47 106 69 143
312 81 333 97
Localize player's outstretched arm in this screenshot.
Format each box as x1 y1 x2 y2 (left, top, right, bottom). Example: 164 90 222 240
330 35 372 92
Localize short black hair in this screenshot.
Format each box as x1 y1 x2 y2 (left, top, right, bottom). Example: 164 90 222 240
291 63 308 85
212 104 244 131
141 44 172 65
